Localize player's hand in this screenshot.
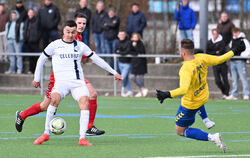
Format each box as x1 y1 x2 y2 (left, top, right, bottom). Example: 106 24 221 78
32 80 41 88
232 40 246 56
114 73 122 82
156 90 171 104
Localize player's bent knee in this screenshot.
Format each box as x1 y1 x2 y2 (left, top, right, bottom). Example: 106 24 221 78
89 90 97 99
50 96 60 107
40 102 48 111
176 130 184 136
78 96 89 110
175 125 185 136
50 99 59 107
50 93 61 107
87 84 98 99
40 98 51 111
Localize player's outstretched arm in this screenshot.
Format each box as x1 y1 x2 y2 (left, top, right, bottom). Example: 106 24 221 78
156 68 191 104
33 53 49 87
157 84 189 104
89 53 122 81
202 51 233 66
204 42 245 66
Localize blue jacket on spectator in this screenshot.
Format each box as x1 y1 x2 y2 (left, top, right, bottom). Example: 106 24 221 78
174 3 196 30
126 11 147 36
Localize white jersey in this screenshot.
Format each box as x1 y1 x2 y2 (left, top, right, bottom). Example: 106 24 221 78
44 39 91 81
34 39 117 82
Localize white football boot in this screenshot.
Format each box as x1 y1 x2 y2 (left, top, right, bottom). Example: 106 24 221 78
208 133 226 153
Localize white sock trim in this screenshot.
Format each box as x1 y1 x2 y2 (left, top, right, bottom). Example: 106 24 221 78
203 117 210 123
208 133 213 141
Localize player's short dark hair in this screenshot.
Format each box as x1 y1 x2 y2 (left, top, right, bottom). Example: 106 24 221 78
181 39 194 53
131 2 139 7
74 12 87 20
232 27 240 33
63 20 77 28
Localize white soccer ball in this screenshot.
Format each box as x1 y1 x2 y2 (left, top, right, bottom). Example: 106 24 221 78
49 117 66 135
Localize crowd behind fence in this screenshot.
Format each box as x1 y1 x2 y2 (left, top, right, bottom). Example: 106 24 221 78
1 52 250 97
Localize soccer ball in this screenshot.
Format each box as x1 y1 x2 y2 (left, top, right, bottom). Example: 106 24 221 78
49 117 66 135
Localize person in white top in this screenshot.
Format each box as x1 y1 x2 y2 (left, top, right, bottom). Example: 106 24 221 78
32 20 122 146
226 27 249 100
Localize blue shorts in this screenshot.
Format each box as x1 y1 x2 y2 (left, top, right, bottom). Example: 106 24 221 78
175 105 204 127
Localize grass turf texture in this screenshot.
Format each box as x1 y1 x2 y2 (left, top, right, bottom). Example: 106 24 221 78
0 94 250 158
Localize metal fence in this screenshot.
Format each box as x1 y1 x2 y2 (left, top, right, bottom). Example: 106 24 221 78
1 52 250 96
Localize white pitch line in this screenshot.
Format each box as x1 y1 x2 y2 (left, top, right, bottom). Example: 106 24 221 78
148 154 250 158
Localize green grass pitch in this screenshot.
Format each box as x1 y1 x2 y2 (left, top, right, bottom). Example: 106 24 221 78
0 94 250 158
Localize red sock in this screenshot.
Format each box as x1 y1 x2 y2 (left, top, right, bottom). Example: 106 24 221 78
20 103 42 120
88 99 97 129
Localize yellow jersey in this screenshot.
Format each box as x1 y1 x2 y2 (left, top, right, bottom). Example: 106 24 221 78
170 51 234 110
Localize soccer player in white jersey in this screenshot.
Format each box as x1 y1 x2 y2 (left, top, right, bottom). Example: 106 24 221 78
16 13 105 136
32 20 122 146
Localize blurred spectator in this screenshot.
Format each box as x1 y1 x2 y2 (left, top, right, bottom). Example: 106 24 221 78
226 28 249 100
38 0 60 49
130 33 148 97
5 10 24 74
115 30 132 97
75 0 91 46
126 3 147 37
92 1 107 54
15 0 27 23
0 3 9 61
217 12 235 46
103 7 120 69
174 0 196 41
207 28 229 99
23 8 41 74
15 0 27 52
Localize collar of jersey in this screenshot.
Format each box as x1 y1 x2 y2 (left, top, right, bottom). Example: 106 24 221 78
61 38 75 44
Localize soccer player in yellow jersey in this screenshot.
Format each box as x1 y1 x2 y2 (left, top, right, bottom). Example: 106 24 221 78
156 39 245 153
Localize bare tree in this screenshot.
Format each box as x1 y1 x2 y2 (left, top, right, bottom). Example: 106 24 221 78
240 0 244 29
221 0 226 12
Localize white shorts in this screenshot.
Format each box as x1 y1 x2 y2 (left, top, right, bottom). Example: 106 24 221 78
52 80 89 101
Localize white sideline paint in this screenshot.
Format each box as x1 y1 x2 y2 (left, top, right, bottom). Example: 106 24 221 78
148 154 250 158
